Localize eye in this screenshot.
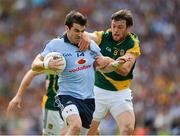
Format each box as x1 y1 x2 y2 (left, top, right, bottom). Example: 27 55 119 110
118 26 123 29
113 25 116 28
74 29 79 32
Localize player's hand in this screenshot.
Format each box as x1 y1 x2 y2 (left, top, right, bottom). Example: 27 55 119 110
48 58 65 71
78 33 90 51
95 56 114 69
7 95 22 115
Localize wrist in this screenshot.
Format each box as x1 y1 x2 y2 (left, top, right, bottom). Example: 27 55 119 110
110 61 123 69
16 93 23 98
43 60 49 69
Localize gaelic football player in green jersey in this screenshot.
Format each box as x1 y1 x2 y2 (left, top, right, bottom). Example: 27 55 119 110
7 70 64 135
80 9 141 135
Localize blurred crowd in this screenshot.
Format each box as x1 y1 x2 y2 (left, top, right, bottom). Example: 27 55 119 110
0 0 179 135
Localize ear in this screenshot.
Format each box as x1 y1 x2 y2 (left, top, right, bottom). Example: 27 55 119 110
65 25 69 31
127 27 132 31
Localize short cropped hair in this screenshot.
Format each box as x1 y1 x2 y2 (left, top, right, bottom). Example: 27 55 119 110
65 10 87 29
111 9 133 27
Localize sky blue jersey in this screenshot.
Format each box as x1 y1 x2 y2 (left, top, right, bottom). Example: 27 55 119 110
41 35 101 99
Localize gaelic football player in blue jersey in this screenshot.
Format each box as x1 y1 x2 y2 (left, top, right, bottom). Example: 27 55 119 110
32 10 99 135
32 10 128 135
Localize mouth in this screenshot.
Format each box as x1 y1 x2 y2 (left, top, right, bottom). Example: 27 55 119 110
76 36 81 39
114 33 120 37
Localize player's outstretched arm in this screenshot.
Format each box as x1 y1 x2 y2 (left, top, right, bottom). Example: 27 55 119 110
7 70 40 114
95 55 131 73
115 53 136 76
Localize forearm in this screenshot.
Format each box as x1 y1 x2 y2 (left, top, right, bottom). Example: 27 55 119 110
16 70 38 97
16 79 32 97
97 53 136 75
115 53 136 76
98 60 123 73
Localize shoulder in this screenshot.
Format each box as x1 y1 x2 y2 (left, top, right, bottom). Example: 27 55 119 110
128 32 139 42
94 29 111 45
89 40 101 53
45 38 64 47
90 40 98 46
49 38 64 44
101 29 112 37
126 32 141 57
128 32 140 45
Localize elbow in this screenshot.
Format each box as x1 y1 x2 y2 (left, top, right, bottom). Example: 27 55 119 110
120 71 129 76
31 54 44 72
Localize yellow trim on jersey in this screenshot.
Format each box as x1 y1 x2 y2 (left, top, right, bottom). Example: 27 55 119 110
52 75 57 94
94 31 103 45
41 95 48 108
47 74 50 79
126 33 141 58
100 71 132 90
106 28 111 32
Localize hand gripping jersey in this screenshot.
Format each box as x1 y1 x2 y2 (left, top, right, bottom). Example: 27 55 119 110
41 34 101 99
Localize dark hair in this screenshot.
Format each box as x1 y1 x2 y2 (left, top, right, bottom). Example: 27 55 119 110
65 10 87 29
111 9 133 27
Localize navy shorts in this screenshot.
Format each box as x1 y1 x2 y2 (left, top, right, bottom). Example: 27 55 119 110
54 95 95 129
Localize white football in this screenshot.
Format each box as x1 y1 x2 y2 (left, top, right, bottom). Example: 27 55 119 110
43 52 66 75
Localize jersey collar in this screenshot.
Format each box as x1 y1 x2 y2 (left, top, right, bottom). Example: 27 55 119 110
63 34 79 48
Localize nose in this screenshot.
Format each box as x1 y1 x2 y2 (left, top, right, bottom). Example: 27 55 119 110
76 32 83 39
114 27 119 33
79 32 83 37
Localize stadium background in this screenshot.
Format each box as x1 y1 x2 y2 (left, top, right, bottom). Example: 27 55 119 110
0 0 179 135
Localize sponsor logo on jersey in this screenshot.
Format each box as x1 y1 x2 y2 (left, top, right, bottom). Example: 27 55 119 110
106 47 112 52
63 53 72 57
90 51 95 56
75 57 87 65
69 65 91 72
120 49 125 56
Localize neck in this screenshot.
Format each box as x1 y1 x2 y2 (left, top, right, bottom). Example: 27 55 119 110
66 33 79 47
120 32 128 42
67 33 74 44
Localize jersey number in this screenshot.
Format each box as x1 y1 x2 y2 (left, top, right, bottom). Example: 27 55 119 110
76 52 85 57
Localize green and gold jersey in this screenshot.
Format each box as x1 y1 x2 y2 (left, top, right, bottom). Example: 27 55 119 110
42 74 58 111
95 30 141 91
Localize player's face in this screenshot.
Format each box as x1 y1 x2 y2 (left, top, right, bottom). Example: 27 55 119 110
111 20 128 42
67 23 86 44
